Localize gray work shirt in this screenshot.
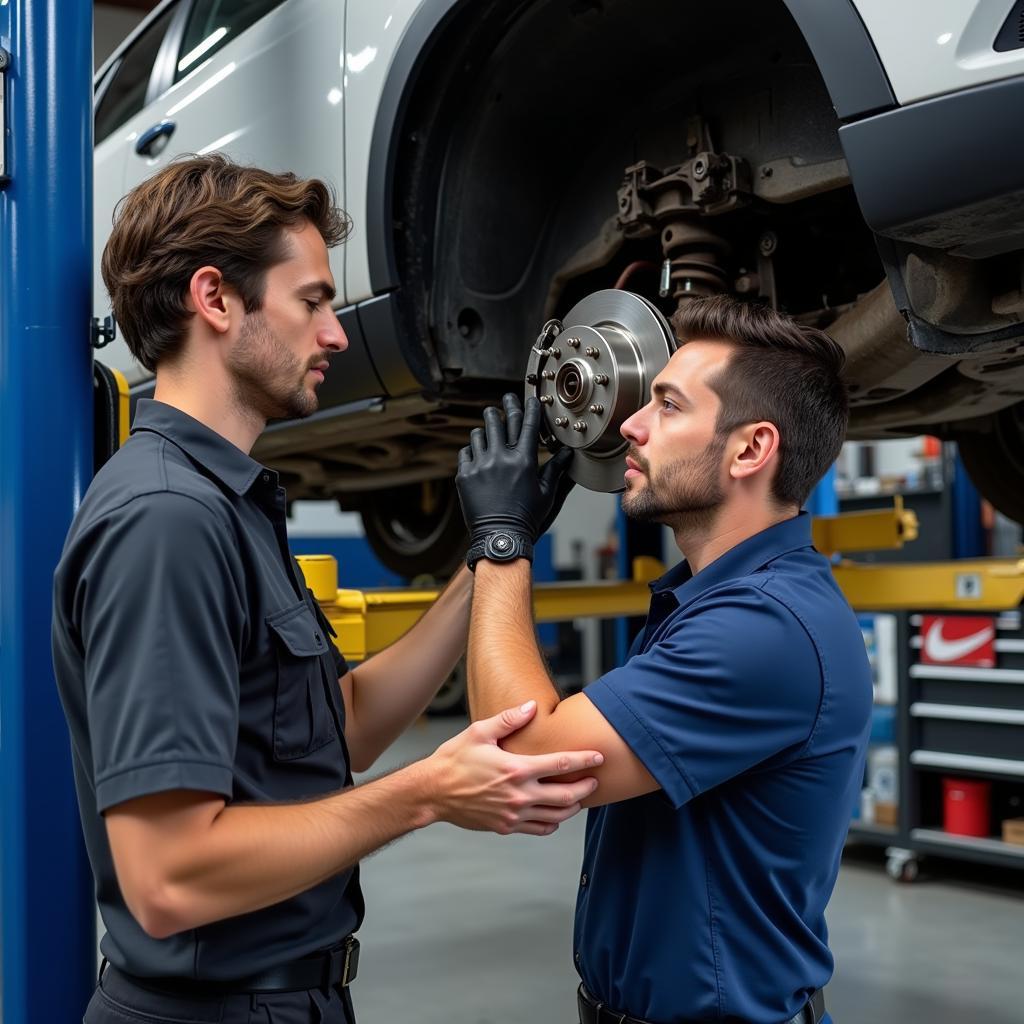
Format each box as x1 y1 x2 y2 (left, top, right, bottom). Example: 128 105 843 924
52 399 362 980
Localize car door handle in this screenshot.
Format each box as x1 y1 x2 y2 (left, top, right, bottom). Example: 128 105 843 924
135 120 176 157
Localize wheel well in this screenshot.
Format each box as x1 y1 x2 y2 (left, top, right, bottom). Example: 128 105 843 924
383 0 881 397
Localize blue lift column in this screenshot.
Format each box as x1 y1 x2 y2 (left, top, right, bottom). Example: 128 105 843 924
0 1 96 1020
806 464 839 519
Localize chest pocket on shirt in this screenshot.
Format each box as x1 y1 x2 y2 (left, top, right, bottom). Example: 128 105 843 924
267 601 338 761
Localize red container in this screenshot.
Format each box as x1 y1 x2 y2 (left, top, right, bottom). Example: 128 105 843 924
943 777 991 837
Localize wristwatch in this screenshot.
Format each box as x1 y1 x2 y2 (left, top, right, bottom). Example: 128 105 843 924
466 531 534 571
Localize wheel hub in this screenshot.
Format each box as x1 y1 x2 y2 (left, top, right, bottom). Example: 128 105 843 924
524 290 677 492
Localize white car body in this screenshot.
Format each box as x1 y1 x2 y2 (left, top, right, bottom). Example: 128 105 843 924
855 0 1024 103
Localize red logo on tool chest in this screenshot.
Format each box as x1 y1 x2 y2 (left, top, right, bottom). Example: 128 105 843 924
920 615 996 667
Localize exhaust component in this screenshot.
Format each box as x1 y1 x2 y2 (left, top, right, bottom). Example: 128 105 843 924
525 290 676 493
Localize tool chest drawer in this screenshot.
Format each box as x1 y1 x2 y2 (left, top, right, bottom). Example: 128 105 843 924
910 709 1024 761
912 676 1024 710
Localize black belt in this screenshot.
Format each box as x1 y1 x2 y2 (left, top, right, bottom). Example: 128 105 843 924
578 983 826 1024
111 936 360 996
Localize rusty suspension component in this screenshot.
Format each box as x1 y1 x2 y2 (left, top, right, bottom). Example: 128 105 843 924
615 120 751 308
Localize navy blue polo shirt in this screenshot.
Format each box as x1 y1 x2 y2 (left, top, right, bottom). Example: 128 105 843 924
577 513 871 1023
52 400 362 980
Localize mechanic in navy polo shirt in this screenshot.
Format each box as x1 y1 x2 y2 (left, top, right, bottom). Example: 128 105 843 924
455 296 873 1024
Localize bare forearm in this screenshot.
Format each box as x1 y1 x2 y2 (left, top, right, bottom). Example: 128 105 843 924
347 567 473 764
115 699 605 937
468 560 560 721
137 764 434 937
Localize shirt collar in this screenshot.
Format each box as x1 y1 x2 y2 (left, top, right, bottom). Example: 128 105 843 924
652 512 815 607
130 399 270 496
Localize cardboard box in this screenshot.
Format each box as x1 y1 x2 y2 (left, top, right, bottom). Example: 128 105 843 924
1002 817 1024 846
874 802 898 827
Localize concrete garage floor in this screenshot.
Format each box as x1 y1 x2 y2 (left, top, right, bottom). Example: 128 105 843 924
354 716 1024 1024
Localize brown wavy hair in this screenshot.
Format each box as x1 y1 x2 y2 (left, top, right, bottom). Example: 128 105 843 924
101 154 351 371
671 296 848 507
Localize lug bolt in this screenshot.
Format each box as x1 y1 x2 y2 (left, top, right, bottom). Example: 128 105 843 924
550 348 561 359
554 416 569 428
539 395 553 405
542 369 555 380
568 337 581 348
573 421 588 432
585 346 600 358
525 372 537 384
594 373 609 385
589 404 604 414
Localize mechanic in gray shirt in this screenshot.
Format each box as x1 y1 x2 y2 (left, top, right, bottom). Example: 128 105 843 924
52 155 599 1024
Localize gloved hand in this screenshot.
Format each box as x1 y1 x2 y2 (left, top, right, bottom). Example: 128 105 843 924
456 393 575 568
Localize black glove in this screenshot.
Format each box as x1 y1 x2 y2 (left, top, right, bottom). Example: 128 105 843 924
456 393 575 570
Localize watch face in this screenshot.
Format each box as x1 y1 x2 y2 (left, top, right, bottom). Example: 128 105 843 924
485 533 516 559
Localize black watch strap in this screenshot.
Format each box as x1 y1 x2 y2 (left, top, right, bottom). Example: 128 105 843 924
467 531 534 571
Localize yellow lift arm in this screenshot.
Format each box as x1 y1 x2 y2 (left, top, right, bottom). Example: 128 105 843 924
299 554 663 663
299 500 1024 663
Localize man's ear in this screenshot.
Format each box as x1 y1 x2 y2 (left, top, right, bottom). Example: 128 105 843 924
730 422 780 481
187 266 236 335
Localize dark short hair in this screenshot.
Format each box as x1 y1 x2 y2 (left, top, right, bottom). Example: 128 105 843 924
101 154 351 371
671 296 848 507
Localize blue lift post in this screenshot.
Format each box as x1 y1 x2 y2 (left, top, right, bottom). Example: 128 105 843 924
0 1 96 1020
951 451 986 560
806 464 839 519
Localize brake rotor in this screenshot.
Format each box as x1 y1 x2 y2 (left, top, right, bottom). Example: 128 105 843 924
524 290 677 492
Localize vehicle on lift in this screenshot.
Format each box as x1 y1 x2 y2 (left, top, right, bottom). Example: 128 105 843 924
93 0 1024 576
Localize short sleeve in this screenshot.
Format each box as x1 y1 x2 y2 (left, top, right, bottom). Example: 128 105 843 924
585 586 823 809
76 492 246 812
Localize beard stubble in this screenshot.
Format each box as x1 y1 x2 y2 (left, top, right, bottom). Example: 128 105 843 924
227 311 321 422
621 433 728 533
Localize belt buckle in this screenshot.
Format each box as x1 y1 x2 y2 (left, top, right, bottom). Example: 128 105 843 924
594 997 627 1024
340 936 360 987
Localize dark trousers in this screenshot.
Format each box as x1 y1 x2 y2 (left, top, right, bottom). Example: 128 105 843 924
84 963 357 1024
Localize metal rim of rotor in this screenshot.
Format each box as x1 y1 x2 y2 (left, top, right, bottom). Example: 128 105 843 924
525 290 676 492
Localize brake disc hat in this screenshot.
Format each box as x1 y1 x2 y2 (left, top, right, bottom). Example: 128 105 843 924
524 290 677 492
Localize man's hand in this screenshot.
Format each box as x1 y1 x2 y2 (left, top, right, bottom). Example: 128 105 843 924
456 393 574 552
422 700 602 836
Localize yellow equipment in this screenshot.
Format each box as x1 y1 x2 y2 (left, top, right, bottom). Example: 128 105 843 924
297 499 1021 662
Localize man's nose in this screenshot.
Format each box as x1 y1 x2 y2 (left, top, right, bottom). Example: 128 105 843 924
320 315 348 353
621 404 648 445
